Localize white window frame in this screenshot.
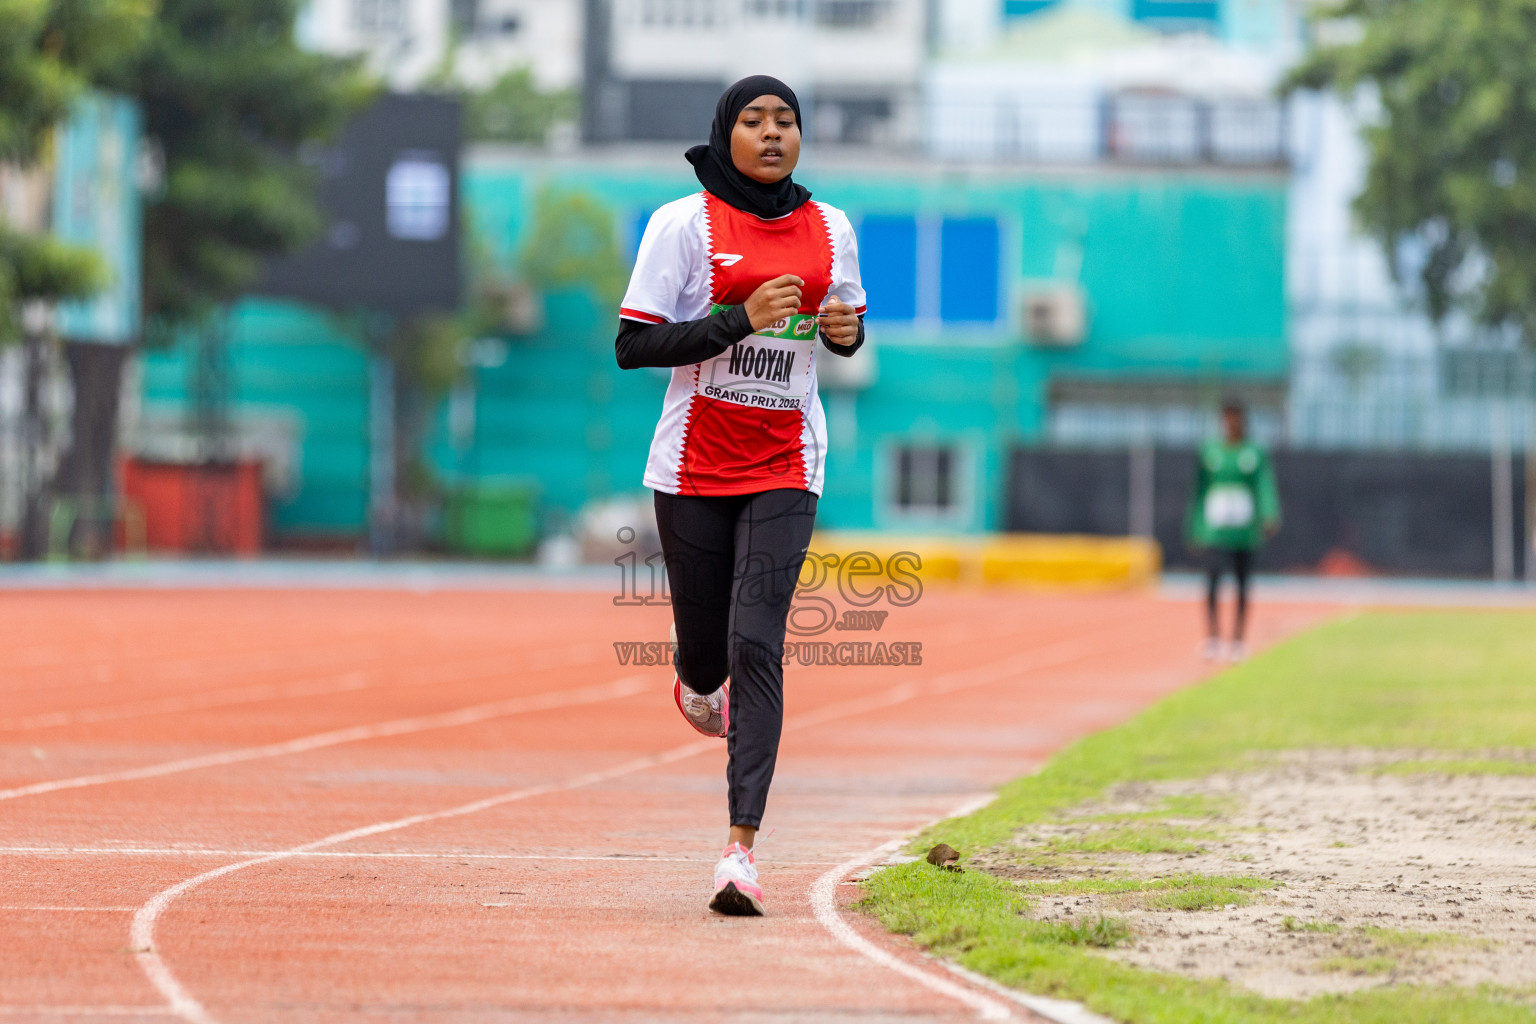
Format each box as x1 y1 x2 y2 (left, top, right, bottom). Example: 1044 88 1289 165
877 437 979 530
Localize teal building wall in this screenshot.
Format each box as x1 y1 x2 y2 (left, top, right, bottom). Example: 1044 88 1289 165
458 153 1286 535
136 153 1286 542
138 304 371 538
1001 0 1294 49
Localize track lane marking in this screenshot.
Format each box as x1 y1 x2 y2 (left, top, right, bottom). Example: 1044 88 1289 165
127 625 1167 1024
130 737 722 1024
810 794 1012 1021
1 608 1161 803
0 672 370 732
0 1009 174 1018
810 793 1119 1024
0 905 138 912
0 675 649 803
0 639 614 733
0 846 837 865
0 594 1118 733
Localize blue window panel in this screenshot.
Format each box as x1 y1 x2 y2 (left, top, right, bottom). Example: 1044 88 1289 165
859 215 918 321
1003 0 1058 17
1132 0 1218 23
631 208 655 262
939 218 1000 323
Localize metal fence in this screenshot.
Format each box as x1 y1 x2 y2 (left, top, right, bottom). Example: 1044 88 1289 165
924 94 1287 167
1048 347 1536 456
1038 333 1536 580
1007 444 1530 579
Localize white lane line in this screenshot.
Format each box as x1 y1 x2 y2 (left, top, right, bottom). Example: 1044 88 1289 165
0 672 370 732
0 905 138 912
129 626 1154 1024
131 736 720 1024
0 640 612 733
0 675 649 803
810 840 1011 1019
810 793 1015 1022
809 799 1122 1024
0 846 838 866
3 620 1148 805
1 593 1115 736
789 625 1163 733
0 637 385 710
0 1009 173 1018
937 962 1118 1024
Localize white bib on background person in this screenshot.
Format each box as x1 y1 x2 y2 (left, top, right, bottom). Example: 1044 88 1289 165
1205 484 1255 530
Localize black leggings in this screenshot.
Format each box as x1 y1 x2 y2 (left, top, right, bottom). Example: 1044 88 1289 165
654 488 817 829
1205 548 1254 641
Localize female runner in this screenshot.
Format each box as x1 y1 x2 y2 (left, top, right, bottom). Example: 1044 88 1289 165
615 75 866 916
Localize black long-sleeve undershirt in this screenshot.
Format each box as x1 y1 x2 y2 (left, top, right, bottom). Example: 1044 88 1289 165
615 305 865 370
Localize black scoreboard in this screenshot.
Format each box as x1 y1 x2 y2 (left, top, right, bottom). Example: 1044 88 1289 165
259 93 462 316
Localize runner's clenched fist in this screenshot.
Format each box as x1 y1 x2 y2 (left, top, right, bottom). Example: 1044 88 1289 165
744 274 804 331
818 294 859 347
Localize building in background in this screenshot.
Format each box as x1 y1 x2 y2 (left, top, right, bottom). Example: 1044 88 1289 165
298 0 583 91
118 0 1528 577
583 0 929 145
138 0 1287 552
136 145 1285 545
925 5 1289 166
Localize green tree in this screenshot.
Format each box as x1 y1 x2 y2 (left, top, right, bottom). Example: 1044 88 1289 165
0 0 152 329
0 0 153 162
519 186 629 307
1289 0 1536 339
23 0 369 560
466 67 578 145
1 0 153 560
112 0 372 329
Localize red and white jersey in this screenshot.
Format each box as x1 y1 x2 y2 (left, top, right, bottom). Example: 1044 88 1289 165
620 191 865 497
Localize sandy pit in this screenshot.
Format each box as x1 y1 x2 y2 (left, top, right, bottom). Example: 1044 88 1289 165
976 751 1536 999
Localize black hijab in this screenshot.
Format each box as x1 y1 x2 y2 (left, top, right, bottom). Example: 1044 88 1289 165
686 75 812 220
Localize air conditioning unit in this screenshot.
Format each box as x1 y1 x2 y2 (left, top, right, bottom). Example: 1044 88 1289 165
1021 284 1088 347
500 279 544 336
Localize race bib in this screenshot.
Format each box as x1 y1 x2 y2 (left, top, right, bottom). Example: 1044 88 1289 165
700 303 817 412
1205 484 1255 530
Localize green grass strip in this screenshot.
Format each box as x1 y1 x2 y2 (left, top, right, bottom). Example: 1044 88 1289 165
1018 874 1279 911
863 861 1534 1024
917 611 1536 854
863 611 1536 1022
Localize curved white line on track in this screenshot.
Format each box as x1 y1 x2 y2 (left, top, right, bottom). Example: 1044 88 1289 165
0 675 648 803
810 841 1011 1021
131 736 719 1024
809 796 1118 1024
937 961 1118 1024
129 626 1167 1023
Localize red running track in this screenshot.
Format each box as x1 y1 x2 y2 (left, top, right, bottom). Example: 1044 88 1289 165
0 586 1334 1023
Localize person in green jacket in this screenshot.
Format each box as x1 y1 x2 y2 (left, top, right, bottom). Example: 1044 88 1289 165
1186 401 1280 662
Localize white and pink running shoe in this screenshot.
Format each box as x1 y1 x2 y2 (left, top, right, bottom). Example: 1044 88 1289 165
669 622 728 738
673 676 728 737
708 842 765 916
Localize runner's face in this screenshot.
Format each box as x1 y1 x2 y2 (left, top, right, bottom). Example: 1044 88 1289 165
1223 409 1246 443
730 94 800 184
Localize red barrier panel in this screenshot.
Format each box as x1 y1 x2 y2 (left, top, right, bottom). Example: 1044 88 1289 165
119 458 264 555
